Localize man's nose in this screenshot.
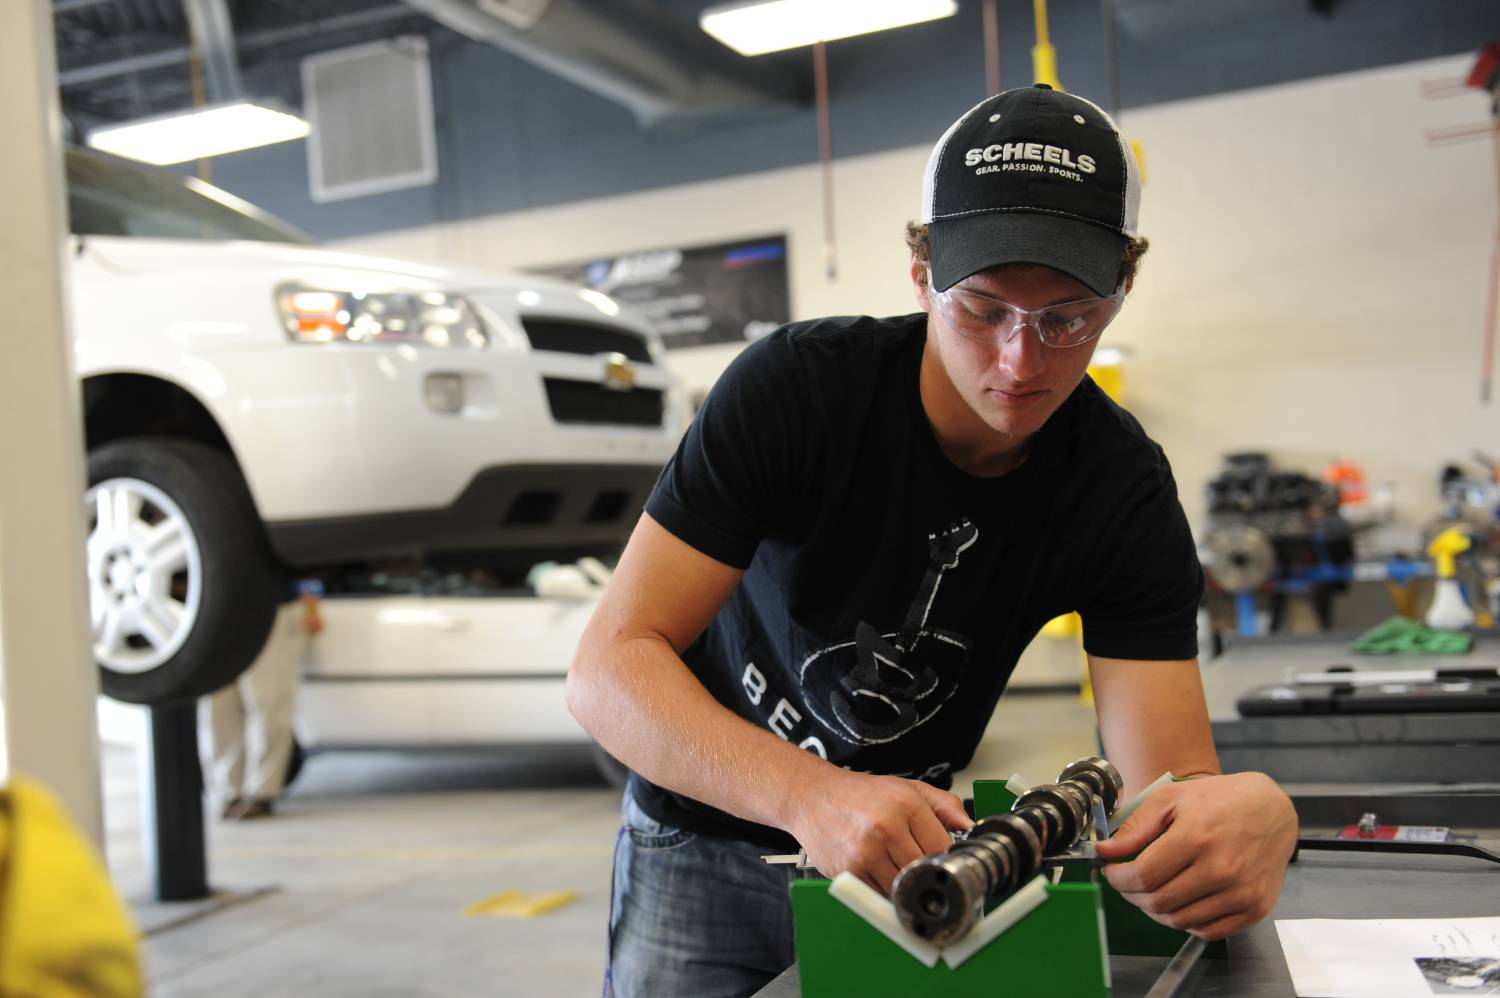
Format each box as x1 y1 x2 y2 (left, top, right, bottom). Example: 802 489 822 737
997 320 1048 381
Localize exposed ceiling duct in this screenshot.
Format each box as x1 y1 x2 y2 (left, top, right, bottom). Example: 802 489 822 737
56 4 419 89
181 0 241 103
399 0 804 126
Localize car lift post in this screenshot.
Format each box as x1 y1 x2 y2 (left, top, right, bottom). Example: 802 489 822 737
147 701 209 901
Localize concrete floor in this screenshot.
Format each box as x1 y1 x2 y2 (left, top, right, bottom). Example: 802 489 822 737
104 692 1097 996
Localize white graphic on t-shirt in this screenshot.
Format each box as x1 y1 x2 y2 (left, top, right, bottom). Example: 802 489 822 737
798 519 978 746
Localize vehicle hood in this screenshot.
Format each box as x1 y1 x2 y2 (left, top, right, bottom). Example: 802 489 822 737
76 235 590 298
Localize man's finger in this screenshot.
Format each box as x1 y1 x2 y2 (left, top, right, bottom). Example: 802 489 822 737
1114 862 1216 916
885 831 926 873
1185 910 1252 941
911 782 974 832
1129 888 1247 937
1102 824 1196 894
908 801 957 857
867 855 903 897
1095 793 1174 860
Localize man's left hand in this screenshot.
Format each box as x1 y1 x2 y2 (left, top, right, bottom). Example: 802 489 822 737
1093 771 1297 940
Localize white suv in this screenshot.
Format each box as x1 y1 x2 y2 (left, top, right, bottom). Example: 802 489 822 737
70 147 688 705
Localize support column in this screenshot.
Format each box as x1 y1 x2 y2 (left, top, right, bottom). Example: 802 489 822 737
0 0 104 845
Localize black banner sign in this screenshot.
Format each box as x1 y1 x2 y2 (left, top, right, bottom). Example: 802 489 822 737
533 235 790 350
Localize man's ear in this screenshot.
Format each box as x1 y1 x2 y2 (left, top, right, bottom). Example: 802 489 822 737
910 253 933 312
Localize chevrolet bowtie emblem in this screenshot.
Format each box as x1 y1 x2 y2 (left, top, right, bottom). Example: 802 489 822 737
602 352 637 391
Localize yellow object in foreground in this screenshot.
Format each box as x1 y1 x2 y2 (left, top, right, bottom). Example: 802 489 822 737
0 776 144 997
464 888 578 919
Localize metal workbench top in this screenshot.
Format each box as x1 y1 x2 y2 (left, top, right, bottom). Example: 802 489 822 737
756 634 1500 995
1198 632 1500 721
1199 633 1500 785
754 848 1500 996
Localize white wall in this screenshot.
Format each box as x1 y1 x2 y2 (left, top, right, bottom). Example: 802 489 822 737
340 54 1497 531
1116 54 1497 530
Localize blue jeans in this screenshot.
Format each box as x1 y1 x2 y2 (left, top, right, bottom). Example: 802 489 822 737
605 791 799 998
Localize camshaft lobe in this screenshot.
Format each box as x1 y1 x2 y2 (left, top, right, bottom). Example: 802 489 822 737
1059 756 1124 814
891 756 1124 946
1013 784 1086 851
968 812 1043 891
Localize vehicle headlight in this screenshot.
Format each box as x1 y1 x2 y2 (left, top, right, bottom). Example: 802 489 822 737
277 285 489 349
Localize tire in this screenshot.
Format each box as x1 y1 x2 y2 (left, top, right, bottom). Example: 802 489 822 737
590 741 630 791
86 438 282 705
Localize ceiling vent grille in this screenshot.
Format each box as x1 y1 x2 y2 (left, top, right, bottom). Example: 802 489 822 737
301 36 437 203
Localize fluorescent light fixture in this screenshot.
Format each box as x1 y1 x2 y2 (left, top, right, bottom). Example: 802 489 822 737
701 0 958 56
87 102 311 166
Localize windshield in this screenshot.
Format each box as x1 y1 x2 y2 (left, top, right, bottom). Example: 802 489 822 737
66 147 313 245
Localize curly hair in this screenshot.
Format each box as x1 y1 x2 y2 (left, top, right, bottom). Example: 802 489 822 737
904 220 1149 290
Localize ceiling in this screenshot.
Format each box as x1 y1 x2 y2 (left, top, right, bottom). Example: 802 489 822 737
52 1 1497 152
52 0 819 135
55 1 431 130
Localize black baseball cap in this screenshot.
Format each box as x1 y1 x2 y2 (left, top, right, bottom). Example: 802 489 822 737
920 84 1141 297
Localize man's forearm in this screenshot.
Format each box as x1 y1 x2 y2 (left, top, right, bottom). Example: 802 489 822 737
566 631 834 833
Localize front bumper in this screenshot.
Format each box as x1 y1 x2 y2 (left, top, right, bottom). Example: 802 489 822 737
267 461 662 570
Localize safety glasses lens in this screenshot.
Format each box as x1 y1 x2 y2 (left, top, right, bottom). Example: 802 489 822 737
939 290 1119 348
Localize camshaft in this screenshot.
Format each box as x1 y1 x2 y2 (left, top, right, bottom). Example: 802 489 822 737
891 755 1124 946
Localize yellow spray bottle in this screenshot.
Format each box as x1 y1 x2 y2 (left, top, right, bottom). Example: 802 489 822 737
1426 526 1474 630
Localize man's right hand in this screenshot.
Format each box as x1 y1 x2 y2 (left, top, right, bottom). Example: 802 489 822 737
788 770 974 895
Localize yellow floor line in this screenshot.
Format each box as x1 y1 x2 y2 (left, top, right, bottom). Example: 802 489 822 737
463 889 578 919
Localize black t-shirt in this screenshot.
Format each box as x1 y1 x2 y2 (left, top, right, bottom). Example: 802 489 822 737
634 313 1204 849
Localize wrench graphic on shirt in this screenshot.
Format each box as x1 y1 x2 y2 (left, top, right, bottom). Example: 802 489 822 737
799 519 978 745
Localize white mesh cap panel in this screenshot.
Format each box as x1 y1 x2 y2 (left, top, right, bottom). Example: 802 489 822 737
1070 93 1139 236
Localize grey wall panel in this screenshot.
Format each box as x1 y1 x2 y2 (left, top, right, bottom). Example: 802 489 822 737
197 0 1500 244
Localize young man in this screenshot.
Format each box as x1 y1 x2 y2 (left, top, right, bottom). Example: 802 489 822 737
567 85 1298 998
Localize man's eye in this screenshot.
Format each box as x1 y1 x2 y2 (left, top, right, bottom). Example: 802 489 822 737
959 299 1009 324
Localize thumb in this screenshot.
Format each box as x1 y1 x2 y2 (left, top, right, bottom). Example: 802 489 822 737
1095 796 1173 859
912 782 974 831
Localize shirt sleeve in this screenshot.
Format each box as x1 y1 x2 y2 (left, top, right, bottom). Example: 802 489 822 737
644 332 815 569
1077 454 1205 661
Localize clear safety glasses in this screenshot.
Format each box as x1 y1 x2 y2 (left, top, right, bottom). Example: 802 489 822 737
928 278 1125 349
